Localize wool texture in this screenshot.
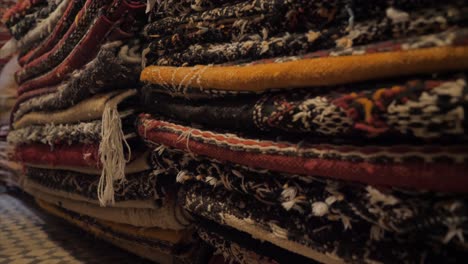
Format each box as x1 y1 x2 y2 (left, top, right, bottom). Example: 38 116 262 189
138 114 468 192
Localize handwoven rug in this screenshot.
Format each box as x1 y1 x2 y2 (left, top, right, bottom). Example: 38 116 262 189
196 218 316 264
149 145 468 238
17 0 85 66
12 41 141 122
23 183 191 229
141 30 468 93
15 0 145 94
36 198 209 264
145 2 468 67
138 114 468 192
179 182 467 263
141 74 468 141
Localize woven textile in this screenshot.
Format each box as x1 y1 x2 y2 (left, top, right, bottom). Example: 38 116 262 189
0 55 19 125
197 220 314 264
142 74 468 141
2 0 468 262
138 114 468 192
138 0 468 262
0 1 216 263
142 143 468 262
16 1 145 94
16 0 113 83
147 3 468 66
18 0 86 66
0 53 19 186
12 41 141 122
36 199 202 264
148 145 468 236
179 182 466 263
0 0 16 67
25 167 168 203
141 29 468 93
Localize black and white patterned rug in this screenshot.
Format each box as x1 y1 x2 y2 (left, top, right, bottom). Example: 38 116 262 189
0 189 153 264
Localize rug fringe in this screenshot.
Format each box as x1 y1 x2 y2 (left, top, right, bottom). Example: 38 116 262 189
97 99 131 206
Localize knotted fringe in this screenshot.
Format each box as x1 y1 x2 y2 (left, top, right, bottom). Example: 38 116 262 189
97 97 132 206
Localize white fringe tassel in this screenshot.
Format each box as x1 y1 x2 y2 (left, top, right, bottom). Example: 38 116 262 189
97 100 131 206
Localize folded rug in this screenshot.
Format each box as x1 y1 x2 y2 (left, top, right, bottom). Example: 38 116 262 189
142 74 467 141
15 0 69 53
0 55 19 125
22 172 192 229
10 88 144 204
141 29 468 93
36 199 202 264
147 0 248 19
138 114 468 192
14 142 147 173
16 0 145 93
2 0 46 29
155 145 467 240
12 89 137 129
24 176 159 209
147 0 453 20
146 3 468 66
12 40 141 122
145 0 463 38
18 0 85 66
0 139 22 187
24 166 165 204
8 121 103 146
0 53 20 187
197 219 315 264
0 0 16 66
15 0 110 81
179 182 467 263
0 0 61 58
8 0 57 40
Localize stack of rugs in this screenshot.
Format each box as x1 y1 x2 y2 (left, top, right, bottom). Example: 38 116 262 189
139 0 468 263
0 0 15 67
2 1 208 263
1 0 468 263
0 0 20 187
0 55 20 187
